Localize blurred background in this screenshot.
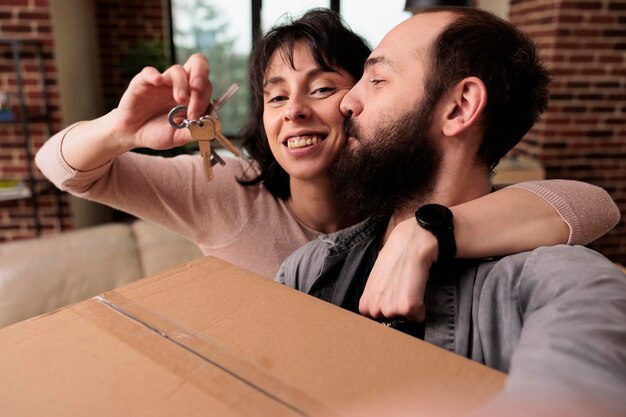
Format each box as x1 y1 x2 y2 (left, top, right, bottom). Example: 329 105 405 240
0 0 624 264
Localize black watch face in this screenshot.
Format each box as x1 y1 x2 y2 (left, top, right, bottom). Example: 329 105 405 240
418 204 453 228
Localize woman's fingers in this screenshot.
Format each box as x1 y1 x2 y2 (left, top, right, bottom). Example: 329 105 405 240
127 66 164 91
129 55 211 121
184 54 212 119
162 64 190 104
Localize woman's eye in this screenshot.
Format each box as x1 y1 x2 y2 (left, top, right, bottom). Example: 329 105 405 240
312 87 336 95
370 79 384 85
267 95 287 104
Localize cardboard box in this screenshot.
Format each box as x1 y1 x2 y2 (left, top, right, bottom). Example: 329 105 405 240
0 256 505 416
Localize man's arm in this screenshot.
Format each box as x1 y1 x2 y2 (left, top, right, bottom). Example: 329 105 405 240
359 181 620 322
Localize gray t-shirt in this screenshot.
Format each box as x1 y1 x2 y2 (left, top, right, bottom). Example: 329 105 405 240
278 216 626 414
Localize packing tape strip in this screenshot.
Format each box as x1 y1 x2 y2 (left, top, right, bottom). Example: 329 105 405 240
93 292 331 417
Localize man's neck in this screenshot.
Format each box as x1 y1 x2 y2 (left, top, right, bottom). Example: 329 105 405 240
382 161 492 245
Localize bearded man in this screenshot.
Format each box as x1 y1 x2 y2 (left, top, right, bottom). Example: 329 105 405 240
277 7 626 415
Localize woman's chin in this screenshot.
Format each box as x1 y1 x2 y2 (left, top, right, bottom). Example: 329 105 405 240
284 163 332 185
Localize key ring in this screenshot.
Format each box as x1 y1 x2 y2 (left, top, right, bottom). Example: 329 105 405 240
168 105 214 129
168 105 189 129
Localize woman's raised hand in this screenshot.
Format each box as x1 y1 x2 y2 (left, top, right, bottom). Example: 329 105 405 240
114 53 213 151
60 54 213 172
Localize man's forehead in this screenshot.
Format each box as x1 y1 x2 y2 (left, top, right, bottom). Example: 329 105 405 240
375 11 455 56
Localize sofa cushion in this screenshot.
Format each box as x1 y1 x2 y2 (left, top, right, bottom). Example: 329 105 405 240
131 220 203 276
0 223 143 328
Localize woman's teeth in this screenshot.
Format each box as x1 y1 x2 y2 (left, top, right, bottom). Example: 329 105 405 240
287 136 322 149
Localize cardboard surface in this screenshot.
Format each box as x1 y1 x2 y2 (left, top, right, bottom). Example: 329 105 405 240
0 256 505 416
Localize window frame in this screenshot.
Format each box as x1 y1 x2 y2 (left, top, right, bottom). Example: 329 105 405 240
166 0 340 68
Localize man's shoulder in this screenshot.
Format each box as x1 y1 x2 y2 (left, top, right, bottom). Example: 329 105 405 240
503 244 615 268
276 236 330 289
480 244 625 286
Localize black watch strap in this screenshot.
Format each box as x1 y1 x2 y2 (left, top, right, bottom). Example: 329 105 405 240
432 226 456 263
415 204 456 264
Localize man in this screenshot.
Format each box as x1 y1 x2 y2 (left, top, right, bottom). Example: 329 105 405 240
278 7 626 415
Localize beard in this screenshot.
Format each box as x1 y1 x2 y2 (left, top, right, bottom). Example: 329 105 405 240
330 99 441 218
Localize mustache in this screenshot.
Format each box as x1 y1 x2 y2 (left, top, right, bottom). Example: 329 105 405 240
343 117 357 139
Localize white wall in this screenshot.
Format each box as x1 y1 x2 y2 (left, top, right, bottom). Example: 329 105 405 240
477 0 510 19
50 0 113 227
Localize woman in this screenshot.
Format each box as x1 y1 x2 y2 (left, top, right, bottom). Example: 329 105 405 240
35 9 618 279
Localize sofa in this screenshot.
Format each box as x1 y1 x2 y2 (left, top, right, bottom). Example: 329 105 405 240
0 220 203 328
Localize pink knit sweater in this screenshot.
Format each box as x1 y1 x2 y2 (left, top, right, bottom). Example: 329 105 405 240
35 126 620 278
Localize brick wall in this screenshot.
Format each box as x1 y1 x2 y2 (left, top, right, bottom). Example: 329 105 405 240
0 0 167 242
95 0 168 111
0 0 67 241
510 0 626 264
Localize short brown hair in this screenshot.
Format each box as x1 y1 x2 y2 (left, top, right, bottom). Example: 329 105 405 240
422 7 551 170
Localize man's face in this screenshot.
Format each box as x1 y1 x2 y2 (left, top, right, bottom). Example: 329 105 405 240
338 12 454 142
330 96 440 217
330 13 454 216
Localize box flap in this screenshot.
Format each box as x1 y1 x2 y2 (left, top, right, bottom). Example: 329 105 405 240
0 256 505 416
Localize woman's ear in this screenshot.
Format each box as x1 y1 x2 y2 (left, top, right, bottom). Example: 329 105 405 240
440 77 487 137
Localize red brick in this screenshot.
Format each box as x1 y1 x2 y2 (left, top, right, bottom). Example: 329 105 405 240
595 81 621 88
0 0 29 5
584 41 614 49
557 14 585 23
560 1 603 10
601 56 625 65
581 68 608 75
569 55 594 63
1 24 31 33
609 2 626 10
17 11 49 20
590 16 616 24
604 29 626 37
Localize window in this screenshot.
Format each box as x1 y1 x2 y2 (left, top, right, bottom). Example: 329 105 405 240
340 0 410 48
171 0 252 135
261 1 330 32
170 1 410 135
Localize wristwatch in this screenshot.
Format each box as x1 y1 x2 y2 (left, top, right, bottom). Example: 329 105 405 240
415 203 456 263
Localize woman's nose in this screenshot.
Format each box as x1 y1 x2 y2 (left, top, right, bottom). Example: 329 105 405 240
282 97 311 121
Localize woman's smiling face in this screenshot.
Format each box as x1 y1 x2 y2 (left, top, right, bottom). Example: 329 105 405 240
262 41 357 182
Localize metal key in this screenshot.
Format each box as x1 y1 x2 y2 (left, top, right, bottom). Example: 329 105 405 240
167 84 241 181
207 83 240 118
187 119 220 181
204 116 241 158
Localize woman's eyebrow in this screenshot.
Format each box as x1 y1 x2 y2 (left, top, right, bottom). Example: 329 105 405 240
263 67 338 89
263 76 284 89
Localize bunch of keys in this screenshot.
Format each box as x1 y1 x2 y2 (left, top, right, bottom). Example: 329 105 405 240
167 83 241 181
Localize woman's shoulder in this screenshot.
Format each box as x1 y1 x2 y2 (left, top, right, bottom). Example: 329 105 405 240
210 156 261 187
194 156 277 211
222 156 261 178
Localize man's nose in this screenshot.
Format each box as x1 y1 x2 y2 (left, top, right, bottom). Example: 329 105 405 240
340 88 362 118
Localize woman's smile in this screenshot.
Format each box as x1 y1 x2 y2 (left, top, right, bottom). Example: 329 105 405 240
262 41 356 181
286 135 325 149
